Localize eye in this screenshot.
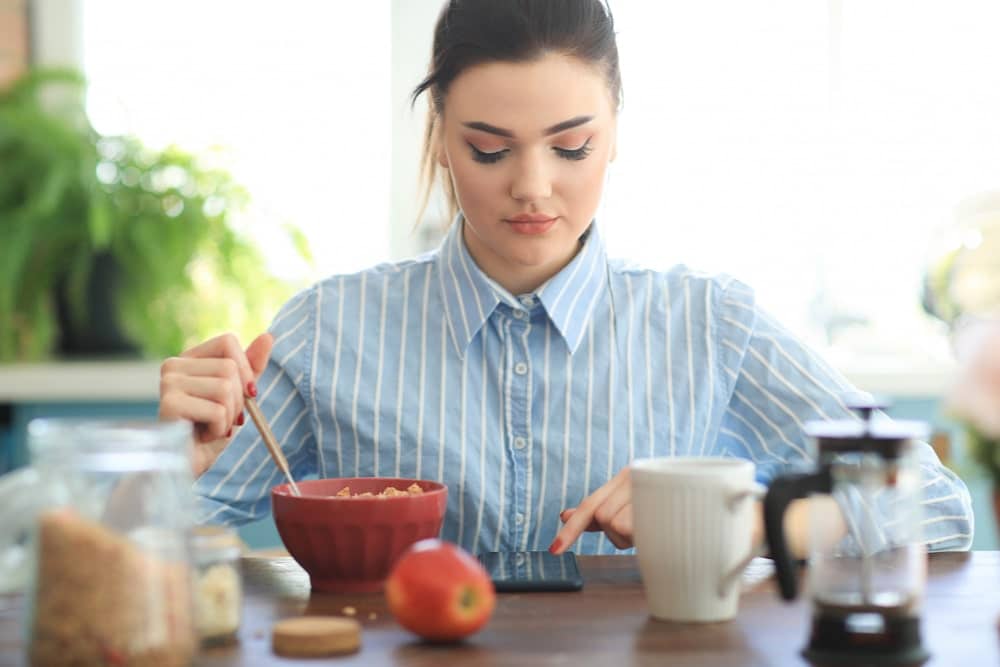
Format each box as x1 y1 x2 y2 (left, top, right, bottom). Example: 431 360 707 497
467 142 508 164
554 138 594 161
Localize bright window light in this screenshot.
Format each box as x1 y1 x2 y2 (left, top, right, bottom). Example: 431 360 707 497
80 1 1000 371
82 1 391 282
606 1 1000 363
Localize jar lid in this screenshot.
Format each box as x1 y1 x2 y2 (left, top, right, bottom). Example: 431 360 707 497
192 525 242 563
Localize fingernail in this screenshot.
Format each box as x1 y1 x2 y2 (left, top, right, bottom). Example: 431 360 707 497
247 381 257 398
548 538 562 555
237 412 245 426
226 428 233 438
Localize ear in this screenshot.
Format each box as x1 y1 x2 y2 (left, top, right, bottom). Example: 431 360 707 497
434 117 450 169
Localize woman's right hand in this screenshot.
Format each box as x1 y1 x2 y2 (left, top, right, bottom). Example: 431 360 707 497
159 332 274 478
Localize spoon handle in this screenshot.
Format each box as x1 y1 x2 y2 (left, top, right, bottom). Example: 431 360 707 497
245 396 301 496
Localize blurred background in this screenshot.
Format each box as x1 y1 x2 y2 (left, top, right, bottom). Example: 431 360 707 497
2 0 999 548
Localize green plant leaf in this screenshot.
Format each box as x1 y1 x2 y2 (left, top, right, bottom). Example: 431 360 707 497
0 66 309 361
87 192 113 249
283 222 315 265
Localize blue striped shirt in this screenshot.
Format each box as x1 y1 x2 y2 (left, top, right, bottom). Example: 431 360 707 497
194 220 973 554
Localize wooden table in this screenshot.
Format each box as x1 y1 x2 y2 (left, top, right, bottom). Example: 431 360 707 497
2 552 998 666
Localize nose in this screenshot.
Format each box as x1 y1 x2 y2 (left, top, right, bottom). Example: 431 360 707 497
510 151 552 202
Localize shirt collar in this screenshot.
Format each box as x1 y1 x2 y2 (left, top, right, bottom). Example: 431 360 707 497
437 218 503 358
437 216 607 357
535 224 607 354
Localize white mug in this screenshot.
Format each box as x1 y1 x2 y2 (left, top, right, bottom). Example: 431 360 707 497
631 457 763 622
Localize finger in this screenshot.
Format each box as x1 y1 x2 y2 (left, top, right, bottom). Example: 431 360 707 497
161 358 243 428
605 504 633 550
560 508 600 532
181 333 255 394
603 525 631 550
172 375 241 429
159 392 231 441
162 357 241 380
550 469 629 554
592 485 631 532
246 332 274 378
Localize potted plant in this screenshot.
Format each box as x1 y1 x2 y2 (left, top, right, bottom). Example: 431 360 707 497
0 68 309 361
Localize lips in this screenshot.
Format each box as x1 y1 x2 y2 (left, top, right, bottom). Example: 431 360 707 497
505 213 559 235
507 213 557 224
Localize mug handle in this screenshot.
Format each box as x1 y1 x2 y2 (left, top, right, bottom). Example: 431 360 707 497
717 482 767 598
763 468 833 601
0 466 44 593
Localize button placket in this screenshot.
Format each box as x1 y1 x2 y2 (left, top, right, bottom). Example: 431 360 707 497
506 314 532 548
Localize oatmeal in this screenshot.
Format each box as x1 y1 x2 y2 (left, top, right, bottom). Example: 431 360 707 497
192 525 242 646
29 509 195 667
333 483 425 498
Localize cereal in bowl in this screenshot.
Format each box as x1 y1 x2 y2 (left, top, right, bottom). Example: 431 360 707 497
334 483 425 498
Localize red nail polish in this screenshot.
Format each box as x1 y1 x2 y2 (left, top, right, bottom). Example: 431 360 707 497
247 381 257 398
548 538 562 555
226 428 233 438
237 413 245 426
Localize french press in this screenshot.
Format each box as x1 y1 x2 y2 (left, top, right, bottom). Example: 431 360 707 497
763 403 930 666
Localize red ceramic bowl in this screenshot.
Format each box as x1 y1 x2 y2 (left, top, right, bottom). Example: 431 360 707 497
271 477 448 592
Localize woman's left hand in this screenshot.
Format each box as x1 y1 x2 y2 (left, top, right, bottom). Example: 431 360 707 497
549 467 633 554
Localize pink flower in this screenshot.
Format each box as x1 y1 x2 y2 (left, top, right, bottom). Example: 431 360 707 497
949 320 1000 439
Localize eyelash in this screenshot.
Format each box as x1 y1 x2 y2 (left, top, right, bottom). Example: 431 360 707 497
554 139 593 161
467 139 593 164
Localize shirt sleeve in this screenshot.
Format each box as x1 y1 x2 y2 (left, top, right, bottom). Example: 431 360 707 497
193 286 319 525
714 280 974 552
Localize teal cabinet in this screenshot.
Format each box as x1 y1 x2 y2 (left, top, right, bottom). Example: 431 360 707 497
1 394 991 551
2 400 282 549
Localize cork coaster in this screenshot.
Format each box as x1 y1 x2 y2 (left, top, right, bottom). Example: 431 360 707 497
271 616 362 657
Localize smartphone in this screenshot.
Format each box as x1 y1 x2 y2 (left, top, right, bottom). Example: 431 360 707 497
477 551 584 592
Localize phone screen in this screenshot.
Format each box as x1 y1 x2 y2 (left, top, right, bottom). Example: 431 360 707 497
477 551 584 592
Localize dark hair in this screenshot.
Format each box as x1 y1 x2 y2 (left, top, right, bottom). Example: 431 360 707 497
411 0 621 224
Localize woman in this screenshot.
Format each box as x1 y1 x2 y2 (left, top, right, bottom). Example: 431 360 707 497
160 0 972 555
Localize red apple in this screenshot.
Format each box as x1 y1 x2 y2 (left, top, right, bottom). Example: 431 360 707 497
384 538 496 642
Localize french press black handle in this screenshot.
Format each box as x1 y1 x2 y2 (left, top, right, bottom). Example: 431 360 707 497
763 467 833 601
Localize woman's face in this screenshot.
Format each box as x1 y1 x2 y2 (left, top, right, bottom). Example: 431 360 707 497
439 52 617 293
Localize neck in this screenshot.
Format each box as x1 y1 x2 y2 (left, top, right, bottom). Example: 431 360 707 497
461 224 582 295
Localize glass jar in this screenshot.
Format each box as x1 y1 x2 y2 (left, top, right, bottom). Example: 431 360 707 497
192 525 243 646
0 418 198 667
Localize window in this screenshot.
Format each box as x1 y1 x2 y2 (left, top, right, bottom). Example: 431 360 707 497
82 1 391 282
608 1 1000 373
77 1 1000 385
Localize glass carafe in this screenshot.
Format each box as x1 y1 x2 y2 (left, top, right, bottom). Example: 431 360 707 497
763 404 930 666
0 418 198 667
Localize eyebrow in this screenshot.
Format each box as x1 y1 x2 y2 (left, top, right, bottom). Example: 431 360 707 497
462 115 594 139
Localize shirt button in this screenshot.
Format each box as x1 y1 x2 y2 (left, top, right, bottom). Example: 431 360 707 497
514 362 528 375
512 309 526 320
515 513 524 526
519 295 536 308
514 436 527 450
